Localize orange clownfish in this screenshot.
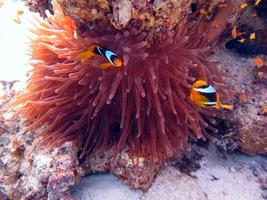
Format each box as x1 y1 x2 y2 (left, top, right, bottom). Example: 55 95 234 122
190 80 233 110
78 45 123 69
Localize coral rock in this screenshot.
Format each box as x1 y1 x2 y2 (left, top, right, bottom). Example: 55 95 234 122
239 121 267 155
80 148 159 190
110 150 159 190
210 48 267 156
56 0 239 44
0 92 80 199
22 0 53 17
111 0 132 29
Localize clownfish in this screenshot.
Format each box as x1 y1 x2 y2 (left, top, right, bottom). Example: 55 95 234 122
225 30 267 55
190 80 233 110
254 0 267 19
78 45 123 69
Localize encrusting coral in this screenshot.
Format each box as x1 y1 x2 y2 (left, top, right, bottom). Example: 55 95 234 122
22 0 53 18
14 1 234 164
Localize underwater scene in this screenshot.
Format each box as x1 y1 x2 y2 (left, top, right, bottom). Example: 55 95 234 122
0 0 266 199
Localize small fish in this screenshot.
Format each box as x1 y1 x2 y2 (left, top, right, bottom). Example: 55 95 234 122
78 45 123 69
190 80 233 110
253 0 267 19
231 26 238 39
249 33 256 40
240 3 248 10
12 9 24 24
16 10 24 16
255 56 264 67
254 0 262 6
225 30 267 55
257 71 264 78
261 106 267 115
238 37 246 43
231 26 245 39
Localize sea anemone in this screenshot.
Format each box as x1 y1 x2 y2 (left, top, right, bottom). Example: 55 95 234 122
15 2 226 163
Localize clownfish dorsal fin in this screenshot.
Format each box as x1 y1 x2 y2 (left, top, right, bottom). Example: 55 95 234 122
78 45 99 60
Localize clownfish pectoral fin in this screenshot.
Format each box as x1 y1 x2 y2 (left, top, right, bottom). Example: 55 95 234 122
220 104 233 110
211 103 233 110
113 58 123 68
100 62 113 69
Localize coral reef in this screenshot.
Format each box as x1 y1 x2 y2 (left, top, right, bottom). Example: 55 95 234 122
22 0 53 17
13 0 237 167
21 0 239 43
80 149 159 190
209 48 267 156
216 2 267 155
0 90 79 199
110 150 159 190
56 0 186 42
239 121 267 155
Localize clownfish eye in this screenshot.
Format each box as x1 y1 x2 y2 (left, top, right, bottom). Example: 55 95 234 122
198 84 209 89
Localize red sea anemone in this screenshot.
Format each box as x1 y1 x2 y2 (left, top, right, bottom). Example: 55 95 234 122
16 2 226 163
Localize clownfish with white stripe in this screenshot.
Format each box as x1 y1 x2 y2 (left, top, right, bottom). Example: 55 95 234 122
78 45 123 69
190 80 233 110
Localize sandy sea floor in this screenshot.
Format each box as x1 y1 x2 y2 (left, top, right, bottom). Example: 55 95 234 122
71 143 267 200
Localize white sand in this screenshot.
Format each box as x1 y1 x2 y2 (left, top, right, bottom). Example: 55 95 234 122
72 174 143 200
72 144 266 200
193 144 265 200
